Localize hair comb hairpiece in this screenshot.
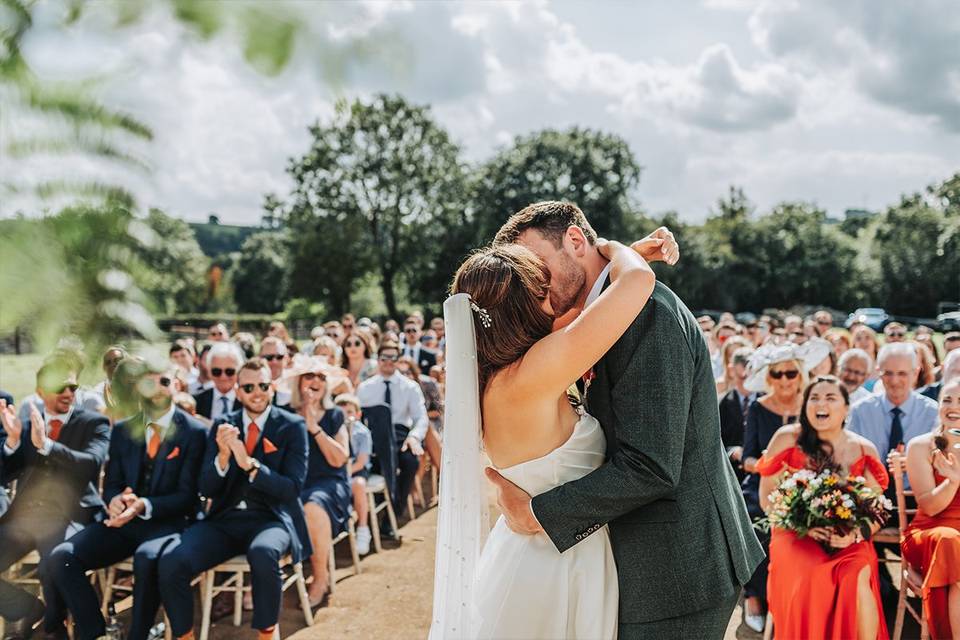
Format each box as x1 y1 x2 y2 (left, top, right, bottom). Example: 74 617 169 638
469 299 493 329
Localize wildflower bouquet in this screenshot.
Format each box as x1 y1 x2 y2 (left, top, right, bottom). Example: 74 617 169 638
758 468 891 552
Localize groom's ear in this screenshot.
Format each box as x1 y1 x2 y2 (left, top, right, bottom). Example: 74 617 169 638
565 225 590 258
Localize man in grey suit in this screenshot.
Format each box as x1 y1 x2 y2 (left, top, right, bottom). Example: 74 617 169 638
488 201 764 638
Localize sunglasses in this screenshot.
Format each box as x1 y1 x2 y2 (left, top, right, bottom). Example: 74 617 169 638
769 370 800 380
262 354 283 361
404 328 418 334
302 372 327 382
344 340 364 348
209 331 223 337
210 368 236 378
53 383 80 394
240 382 271 393
379 354 399 362
886 331 905 338
159 377 172 388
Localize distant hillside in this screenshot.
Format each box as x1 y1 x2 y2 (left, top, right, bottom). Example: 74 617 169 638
188 216 260 257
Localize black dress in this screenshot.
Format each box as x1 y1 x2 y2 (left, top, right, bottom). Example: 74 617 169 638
301 407 352 536
741 399 798 603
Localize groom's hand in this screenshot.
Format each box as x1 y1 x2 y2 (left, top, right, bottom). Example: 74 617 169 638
632 226 679 265
485 468 543 535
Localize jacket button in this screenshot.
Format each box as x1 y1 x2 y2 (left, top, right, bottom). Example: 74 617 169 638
575 534 582 540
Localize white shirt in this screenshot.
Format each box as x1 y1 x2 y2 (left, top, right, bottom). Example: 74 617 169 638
356 373 429 442
139 404 176 520
210 389 237 422
214 409 270 508
3 406 73 456
849 385 871 405
585 263 613 308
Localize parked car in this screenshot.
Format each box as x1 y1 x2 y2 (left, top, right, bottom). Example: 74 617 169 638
938 311 960 332
844 308 891 331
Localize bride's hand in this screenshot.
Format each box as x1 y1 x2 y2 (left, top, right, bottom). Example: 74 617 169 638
631 226 679 265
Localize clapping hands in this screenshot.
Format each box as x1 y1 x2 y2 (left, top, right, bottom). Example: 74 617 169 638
0 399 22 448
105 486 145 528
215 423 253 472
932 449 960 483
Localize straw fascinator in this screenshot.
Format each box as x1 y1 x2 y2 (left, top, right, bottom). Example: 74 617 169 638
744 339 832 393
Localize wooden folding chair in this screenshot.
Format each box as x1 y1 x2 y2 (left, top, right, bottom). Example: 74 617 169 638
365 473 399 553
874 453 929 640
327 511 361 594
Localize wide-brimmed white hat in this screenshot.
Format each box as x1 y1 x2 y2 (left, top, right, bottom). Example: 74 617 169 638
744 339 832 393
280 354 348 391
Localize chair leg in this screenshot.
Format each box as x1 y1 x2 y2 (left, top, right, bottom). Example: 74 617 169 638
407 494 415 520
347 517 361 576
384 489 399 535
367 490 382 554
164 611 173 640
232 570 243 627
893 569 908 640
327 541 336 594
101 566 116 618
199 571 215 640
293 562 313 626
430 462 439 506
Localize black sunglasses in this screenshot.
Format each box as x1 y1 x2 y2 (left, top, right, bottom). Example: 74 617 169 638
240 382 271 393
379 354 399 362
344 340 364 347
770 370 800 380
262 354 283 361
404 328 418 334
211 368 236 378
302 372 327 382
159 377 172 388
54 383 79 394
887 331 905 338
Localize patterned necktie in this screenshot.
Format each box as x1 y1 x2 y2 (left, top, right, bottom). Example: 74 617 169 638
245 422 260 456
48 419 63 441
220 396 230 416
889 407 904 451
147 424 162 459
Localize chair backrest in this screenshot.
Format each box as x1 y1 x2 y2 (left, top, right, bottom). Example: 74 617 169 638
889 454 919 534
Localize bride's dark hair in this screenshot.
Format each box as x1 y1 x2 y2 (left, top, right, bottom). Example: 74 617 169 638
451 244 554 396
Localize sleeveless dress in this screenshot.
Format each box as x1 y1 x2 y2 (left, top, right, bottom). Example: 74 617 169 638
757 445 890 640
901 469 960 640
301 407 352 536
473 412 619 639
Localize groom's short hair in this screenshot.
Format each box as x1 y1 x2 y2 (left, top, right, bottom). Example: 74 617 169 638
494 201 597 249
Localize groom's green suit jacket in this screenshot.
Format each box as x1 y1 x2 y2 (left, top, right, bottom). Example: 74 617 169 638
531 281 765 624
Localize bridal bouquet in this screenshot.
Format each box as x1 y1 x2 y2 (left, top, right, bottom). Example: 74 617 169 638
758 468 891 552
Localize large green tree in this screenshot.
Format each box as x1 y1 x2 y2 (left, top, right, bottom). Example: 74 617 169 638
472 127 646 243
139 209 210 314
282 94 469 318
231 231 289 313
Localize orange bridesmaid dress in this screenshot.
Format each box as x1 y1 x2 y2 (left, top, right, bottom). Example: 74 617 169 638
757 446 890 640
901 470 960 640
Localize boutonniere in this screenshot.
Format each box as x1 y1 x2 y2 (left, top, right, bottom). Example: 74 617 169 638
582 368 596 394
166 446 180 460
262 438 278 454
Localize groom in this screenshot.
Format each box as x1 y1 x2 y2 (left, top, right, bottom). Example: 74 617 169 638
488 201 764 638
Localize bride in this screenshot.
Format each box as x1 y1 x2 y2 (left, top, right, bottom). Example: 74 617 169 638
430 238 656 639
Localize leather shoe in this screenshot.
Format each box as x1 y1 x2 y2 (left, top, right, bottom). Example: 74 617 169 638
3 598 45 640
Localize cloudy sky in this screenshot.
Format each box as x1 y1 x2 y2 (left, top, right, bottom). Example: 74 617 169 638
8 0 960 224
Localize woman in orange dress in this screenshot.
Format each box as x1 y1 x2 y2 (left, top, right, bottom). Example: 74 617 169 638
902 378 960 640
758 375 890 640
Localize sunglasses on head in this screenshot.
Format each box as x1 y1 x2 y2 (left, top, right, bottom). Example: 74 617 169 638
211 368 236 378
770 369 800 380
240 382 271 393
262 354 283 361
302 372 326 382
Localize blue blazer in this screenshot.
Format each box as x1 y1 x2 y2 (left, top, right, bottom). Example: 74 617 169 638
199 406 312 563
103 408 207 523
0 408 110 520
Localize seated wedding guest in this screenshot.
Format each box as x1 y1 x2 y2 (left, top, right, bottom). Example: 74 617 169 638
914 340 938 389
323 321 344 346
283 356 350 606
259 337 291 406
429 316 446 352
923 350 960 402
401 319 437 373
266 320 293 347
809 337 837 377
47 361 206 640
739 341 826 632
170 340 199 390
946 333 960 355
718 347 757 482
92 345 129 409
715 336 751 394
18 348 103 425
758 376 888 640
852 326 882 391
885 322 908 343
838 348 874 405
397 357 443 479
155 358 310 640
383 319 400 336
0 354 110 638
901 378 960 640
745 320 769 348
848 343 939 468
915 327 942 372
824 328 852 357
802 318 821 340
710 321 739 380
193 342 243 421
189 344 213 395
783 314 802 335
336 394 373 556
340 314 356 334
207 322 229 342
814 310 834 334
357 340 428 519
233 332 257 360
341 330 379 391
312 336 340 366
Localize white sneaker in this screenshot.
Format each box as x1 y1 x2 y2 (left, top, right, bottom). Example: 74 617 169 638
744 611 765 633
356 525 372 555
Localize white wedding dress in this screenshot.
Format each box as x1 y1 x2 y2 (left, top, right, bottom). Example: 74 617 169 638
430 294 619 640
474 411 619 639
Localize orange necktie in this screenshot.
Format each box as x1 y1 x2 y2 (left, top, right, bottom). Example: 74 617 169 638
48 419 63 441
245 422 260 456
147 425 162 459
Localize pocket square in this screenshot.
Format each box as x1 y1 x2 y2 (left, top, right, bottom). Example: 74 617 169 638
165 447 180 460
262 438 278 454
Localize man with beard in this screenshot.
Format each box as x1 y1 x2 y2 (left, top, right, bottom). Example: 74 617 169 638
45 360 206 640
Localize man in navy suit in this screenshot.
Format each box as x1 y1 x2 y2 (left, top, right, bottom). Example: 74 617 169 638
192 342 244 421
46 361 206 640
0 354 110 638
156 358 310 640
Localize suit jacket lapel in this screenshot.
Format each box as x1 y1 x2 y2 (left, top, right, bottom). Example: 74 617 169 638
255 407 279 461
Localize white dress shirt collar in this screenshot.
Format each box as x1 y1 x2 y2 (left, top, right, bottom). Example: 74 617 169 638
242 407 270 432
584 263 613 308
146 403 176 432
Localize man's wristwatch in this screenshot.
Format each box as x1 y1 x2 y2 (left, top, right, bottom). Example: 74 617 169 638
246 459 261 474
